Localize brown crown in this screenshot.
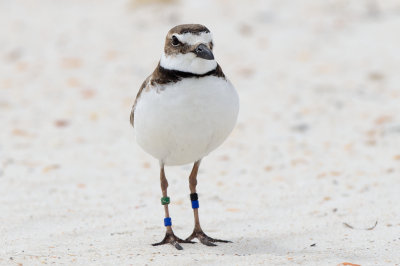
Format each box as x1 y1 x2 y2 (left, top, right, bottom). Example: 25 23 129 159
167 24 210 35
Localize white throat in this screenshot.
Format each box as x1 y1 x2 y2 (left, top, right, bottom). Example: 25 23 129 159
160 52 217 75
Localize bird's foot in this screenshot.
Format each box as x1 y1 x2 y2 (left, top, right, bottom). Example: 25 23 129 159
186 229 232 246
152 231 195 250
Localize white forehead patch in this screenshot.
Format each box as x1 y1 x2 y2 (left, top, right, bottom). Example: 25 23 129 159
174 32 213 46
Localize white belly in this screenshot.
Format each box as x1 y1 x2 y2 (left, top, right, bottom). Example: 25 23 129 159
134 76 239 166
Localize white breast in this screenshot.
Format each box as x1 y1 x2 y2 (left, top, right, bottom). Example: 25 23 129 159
134 76 239 166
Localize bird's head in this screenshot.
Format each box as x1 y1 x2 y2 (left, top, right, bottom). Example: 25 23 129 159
160 24 217 75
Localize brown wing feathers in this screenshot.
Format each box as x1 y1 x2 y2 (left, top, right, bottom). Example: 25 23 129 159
130 77 150 127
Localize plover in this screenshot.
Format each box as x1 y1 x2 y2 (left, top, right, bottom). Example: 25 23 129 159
130 24 239 250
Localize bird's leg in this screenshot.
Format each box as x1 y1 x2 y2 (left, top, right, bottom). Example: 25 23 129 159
185 160 232 246
152 164 194 250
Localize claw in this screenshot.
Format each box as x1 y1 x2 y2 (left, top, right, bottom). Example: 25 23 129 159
186 230 232 246
152 231 195 250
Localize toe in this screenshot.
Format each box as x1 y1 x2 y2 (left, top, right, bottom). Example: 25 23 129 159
200 238 217 246
212 238 232 243
172 240 184 250
181 239 196 244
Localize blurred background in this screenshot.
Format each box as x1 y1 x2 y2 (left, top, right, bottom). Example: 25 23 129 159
1 0 400 264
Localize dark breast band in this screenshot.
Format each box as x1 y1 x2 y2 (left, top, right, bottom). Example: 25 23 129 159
152 63 226 85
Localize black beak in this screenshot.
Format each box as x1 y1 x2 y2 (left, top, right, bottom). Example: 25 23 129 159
193 43 214 60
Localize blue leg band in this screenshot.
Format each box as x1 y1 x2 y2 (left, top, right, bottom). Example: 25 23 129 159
164 217 172 226
191 200 199 209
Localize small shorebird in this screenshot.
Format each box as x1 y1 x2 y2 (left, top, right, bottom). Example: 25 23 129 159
130 24 239 250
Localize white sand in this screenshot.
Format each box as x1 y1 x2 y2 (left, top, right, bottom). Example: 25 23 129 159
1 0 400 265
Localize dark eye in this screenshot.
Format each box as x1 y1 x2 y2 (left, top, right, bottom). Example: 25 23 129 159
171 36 180 46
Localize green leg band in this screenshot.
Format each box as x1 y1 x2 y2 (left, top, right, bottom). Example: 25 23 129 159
161 196 170 205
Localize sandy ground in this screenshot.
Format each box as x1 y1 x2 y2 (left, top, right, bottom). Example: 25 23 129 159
1 0 400 265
